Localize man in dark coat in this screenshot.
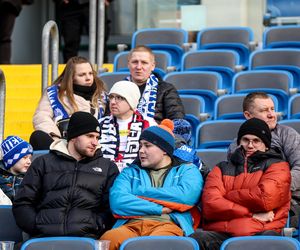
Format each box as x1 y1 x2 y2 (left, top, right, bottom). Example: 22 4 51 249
13 111 119 241
126 45 185 124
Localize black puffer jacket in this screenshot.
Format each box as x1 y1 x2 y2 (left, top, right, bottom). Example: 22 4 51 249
12 140 119 238
154 80 185 123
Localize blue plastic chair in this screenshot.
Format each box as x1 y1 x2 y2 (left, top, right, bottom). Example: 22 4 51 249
181 50 240 92
263 25 300 49
196 27 254 68
99 72 129 91
220 236 300 250
120 236 199 250
20 237 97 250
132 28 189 70
288 94 300 119
164 71 222 117
196 148 227 170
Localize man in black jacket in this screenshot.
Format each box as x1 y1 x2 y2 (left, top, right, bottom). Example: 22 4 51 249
13 111 119 240
126 45 185 124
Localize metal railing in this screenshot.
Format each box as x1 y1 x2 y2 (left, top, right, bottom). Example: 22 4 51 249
41 20 59 93
89 0 105 70
0 69 6 141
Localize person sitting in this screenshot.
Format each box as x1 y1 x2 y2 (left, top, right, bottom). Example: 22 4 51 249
191 118 291 250
99 81 152 172
125 45 185 123
30 56 107 150
0 136 33 201
100 119 203 250
13 112 119 245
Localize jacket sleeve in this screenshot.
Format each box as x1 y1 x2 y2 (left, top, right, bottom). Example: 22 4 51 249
12 157 45 235
202 166 252 221
32 91 61 137
96 161 119 233
160 82 185 120
225 161 291 212
134 165 203 212
109 168 163 217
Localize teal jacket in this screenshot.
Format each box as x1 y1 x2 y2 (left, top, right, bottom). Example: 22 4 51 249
109 161 203 236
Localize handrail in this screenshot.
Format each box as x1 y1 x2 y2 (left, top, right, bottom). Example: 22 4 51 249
0 69 6 141
41 20 59 94
89 0 105 70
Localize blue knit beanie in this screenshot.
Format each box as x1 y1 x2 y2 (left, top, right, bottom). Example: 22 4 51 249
173 119 192 144
139 119 175 157
1 136 33 170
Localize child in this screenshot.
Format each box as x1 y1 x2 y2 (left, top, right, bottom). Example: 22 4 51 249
0 136 33 201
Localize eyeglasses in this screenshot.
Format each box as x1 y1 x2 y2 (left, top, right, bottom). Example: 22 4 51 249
240 137 263 147
108 94 126 103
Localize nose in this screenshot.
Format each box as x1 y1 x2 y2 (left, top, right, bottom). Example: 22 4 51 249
92 137 98 145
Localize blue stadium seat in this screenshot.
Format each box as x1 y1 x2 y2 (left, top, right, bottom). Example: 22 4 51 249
196 148 227 170
279 119 300 134
196 27 255 68
181 50 240 92
131 28 189 70
288 94 300 119
220 236 300 250
120 236 199 250
99 72 129 91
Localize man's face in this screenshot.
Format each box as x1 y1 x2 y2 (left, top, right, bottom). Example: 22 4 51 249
128 51 155 85
109 94 133 120
240 134 267 157
72 132 99 158
73 62 94 87
139 140 166 169
244 98 277 130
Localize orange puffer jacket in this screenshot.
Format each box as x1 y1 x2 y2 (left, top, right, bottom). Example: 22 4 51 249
202 147 291 236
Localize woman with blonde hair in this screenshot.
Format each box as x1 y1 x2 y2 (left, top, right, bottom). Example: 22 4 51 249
30 56 107 150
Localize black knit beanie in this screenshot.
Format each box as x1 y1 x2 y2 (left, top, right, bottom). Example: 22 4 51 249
67 111 100 141
237 118 271 148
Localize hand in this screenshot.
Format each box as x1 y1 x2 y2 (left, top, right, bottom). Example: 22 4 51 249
253 211 275 222
162 207 173 214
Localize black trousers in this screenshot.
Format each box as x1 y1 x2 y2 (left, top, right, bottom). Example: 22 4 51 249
190 229 281 250
0 4 17 64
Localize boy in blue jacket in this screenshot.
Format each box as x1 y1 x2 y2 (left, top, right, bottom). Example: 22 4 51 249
101 119 203 250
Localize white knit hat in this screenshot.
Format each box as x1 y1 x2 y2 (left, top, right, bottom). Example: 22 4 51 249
109 81 141 110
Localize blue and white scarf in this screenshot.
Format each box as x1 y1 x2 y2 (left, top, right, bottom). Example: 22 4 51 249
126 73 158 119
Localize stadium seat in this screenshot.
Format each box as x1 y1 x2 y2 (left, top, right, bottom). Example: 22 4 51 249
131 28 189 70
288 94 300 119
195 120 244 149
232 70 294 116
220 236 300 250
196 27 255 68
0 205 23 242
263 0 300 26
32 150 49 161
99 72 129 91
20 237 97 250
181 50 240 92
196 148 227 171
263 25 300 49
249 49 300 89
164 71 223 117
119 236 199 250
113 50 174 78
279 119 300 134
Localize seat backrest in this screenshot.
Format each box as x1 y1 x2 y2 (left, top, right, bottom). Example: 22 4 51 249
120 236 199 250
99 72 129 91
0 205 23 242
180 94 205 120
214 94 247 120
266 0 300 17
181 50 239 71
195 120 244 149
279 119 300 134
21 237 96 250
220 236 300 250
263 25 300 49
196 148 227 170
288 94 300 119
197 27 253 47
132 28 188 47
32 150 49 161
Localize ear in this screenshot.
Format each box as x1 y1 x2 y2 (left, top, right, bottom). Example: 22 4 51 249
244 111 252 119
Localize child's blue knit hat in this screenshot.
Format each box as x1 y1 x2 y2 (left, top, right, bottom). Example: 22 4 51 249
173 119 192 143
1 136 33 170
